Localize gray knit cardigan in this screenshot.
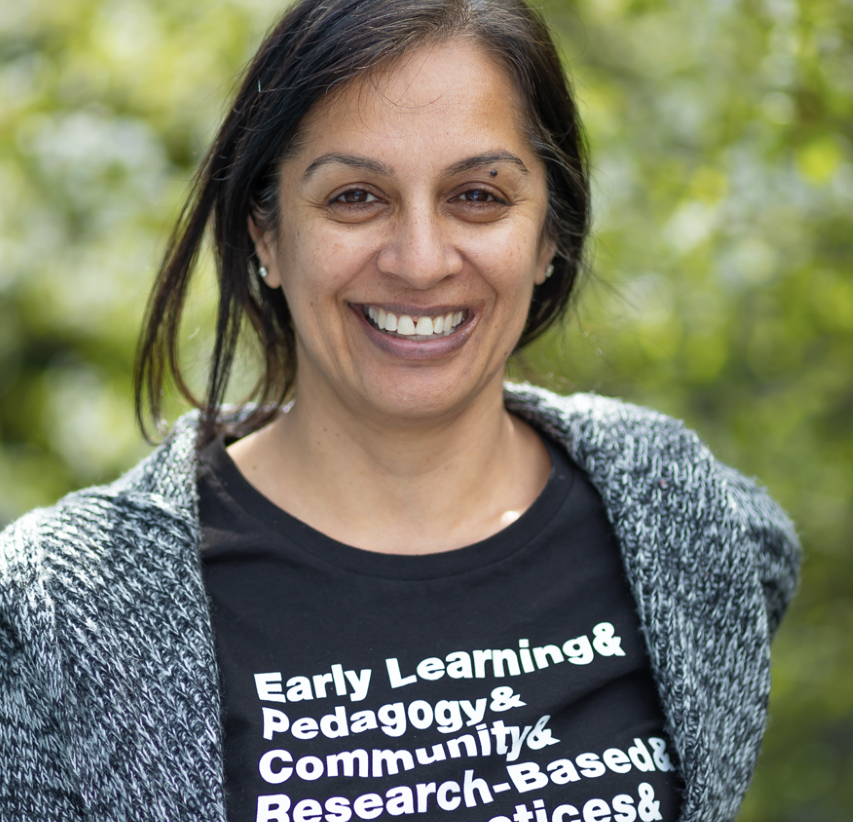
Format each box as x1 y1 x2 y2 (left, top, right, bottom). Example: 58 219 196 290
0 384 800 822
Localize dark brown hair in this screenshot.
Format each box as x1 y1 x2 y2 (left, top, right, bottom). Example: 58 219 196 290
135 0 590 445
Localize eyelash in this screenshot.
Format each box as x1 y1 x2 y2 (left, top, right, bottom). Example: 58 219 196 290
455 188 508 206
328 186 510 208
331 189 380 206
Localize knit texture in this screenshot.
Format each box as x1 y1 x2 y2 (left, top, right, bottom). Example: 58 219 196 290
0 385 800 822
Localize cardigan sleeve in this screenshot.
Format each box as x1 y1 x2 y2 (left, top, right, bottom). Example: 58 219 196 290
0 511 83 821
716 462 802 638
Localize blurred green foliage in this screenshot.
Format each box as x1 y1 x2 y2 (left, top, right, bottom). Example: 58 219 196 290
1 0 851 817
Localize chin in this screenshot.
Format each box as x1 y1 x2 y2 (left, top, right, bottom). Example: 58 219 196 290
357 370 502 424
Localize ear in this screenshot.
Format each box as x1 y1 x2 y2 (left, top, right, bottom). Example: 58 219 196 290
533 239 558 286
248 215 283 288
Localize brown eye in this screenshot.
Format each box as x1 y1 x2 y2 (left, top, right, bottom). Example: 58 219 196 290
461 189 494 202
334 189 377 205
456 189 508 205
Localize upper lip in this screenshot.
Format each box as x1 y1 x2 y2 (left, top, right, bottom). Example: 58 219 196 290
353 302 470 316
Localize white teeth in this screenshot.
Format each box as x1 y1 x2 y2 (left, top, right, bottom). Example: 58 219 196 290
365 306 465 338
397 315 416 335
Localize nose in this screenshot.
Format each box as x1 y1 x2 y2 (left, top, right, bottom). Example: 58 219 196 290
376 206 463 288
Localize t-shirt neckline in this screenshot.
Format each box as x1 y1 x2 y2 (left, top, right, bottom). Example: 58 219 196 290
199 432 577 580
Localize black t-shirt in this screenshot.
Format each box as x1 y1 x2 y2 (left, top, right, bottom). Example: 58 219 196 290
199 434 683 822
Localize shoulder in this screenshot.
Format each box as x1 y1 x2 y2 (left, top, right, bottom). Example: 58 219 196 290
506 382 801 630
504 380 796 532
0 411 216 817
0 408 204 702
0 410 203 598
505 381 707 468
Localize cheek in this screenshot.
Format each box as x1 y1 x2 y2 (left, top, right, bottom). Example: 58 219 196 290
302 224 379 285
279 235 353 307
463 226 542 291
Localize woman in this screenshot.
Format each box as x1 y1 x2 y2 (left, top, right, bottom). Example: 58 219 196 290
0 0 799 820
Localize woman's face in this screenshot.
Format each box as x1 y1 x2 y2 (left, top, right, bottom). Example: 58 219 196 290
252 38 554 424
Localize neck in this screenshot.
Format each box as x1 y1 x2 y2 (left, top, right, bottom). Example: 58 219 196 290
228 375 550 554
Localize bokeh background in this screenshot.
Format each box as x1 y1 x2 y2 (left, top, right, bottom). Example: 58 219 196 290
1 0 851 817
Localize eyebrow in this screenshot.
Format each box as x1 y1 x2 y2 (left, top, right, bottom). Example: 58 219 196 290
302 154 393 182
300 151 529 182
442 152 529 177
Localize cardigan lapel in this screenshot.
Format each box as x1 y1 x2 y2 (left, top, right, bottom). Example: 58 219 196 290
505 384 773 822
54 413 227 821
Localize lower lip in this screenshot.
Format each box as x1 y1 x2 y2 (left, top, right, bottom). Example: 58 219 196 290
351 306 477 360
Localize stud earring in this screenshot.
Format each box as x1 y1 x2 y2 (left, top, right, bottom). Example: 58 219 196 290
259 266 268 279
544 264 554 279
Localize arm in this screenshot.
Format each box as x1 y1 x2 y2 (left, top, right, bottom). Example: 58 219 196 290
0 511 82 822
717 462 802 637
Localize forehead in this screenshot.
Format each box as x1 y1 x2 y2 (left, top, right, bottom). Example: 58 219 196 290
289 38 538 176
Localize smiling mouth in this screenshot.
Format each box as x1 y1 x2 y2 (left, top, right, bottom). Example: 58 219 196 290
362 305 468 340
